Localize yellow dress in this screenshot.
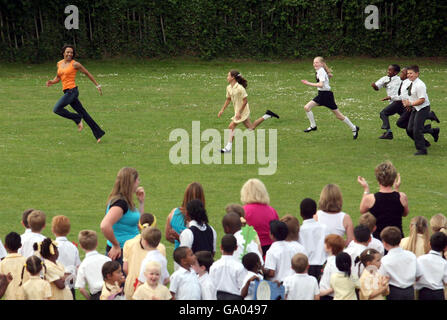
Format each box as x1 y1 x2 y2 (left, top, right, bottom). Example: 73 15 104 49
227 82 250 124
0 253 29 300
22 276 52 300
132 282 172 300
44 259 73 300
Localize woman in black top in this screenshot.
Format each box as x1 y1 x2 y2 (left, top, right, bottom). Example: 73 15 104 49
357 161 409 239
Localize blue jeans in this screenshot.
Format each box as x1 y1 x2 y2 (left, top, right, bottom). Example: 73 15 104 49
53 87 105 139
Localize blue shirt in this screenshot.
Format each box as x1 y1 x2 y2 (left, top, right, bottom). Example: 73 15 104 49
106 201 140 248
170 207 187 249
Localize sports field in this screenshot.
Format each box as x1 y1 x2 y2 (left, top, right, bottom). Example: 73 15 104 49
1 57 446 288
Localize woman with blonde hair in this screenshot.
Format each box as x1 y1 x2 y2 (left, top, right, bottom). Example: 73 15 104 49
100 167 145 265
400 216 431 257
241 178 279 255
315 184 354 246
358 161 409 240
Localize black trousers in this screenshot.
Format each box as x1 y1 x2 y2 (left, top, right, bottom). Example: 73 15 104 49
388 285 414 300
380 101 406 130
418 287 445 300
308 265 323 283
407 106 432 151
216 291 244 300
53 87 105 140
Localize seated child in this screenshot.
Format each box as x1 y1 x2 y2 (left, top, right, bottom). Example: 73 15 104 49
240 252 263 300
284 253 320 300
74 230 111 300
100 261 126 300
358 248 389 300
192 250 216 300
20 255 52 300
132 261 172 300
169 246 201 300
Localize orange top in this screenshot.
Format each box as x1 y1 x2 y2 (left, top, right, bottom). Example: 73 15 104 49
57 59 77 90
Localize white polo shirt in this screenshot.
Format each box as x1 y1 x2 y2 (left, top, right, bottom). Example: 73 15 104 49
319 255 337 297
209 255 247 296
18 232 46 258
368 235 384 256
316 67 331 91
408 77 430 111
379 247 421 288
344 241 368 277
415 250 447 290
298 219 328 265
198 272 217 300
284 273 320 300
375 75 401 100
74 250 111 295
55 236 81 289
390 79 411 101
138 249 169 284
169 267 201 300
264 240 307 282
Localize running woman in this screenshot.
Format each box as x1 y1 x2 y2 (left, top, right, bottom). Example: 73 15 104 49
218 70 279 153
301 57 359 139
46 45 105 143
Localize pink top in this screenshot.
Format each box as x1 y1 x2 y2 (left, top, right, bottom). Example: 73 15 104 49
244 203 279 247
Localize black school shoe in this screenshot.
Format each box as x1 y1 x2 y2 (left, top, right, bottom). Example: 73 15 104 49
304 126 317 133
353 126 360 140
414 150 428 156
432 127 440 142
266 109 280 119
379 131 393 140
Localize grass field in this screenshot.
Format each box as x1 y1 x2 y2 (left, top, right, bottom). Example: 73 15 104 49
1 57 446 298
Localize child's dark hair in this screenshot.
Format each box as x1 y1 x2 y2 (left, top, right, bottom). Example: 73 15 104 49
380 226 402 246
22 208 35 228
140 213 156 228
230 70 248 88
20 255 46 286
269 220 288 241
222 212 242 234
408 65 419 73
430 232 447 252
335 252 352 277
33 237 58 259
5 232 21 252
221 234 237 253
173 246 190 265
390 64 401 73
61 44 76 58
242 252 261 272
300 198 317 220
353 225 371 243
102 261 121 280
186 199 209 225
195 251 214 272
358 248 380 268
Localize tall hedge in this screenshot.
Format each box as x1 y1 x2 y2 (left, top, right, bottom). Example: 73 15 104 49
1 0 446 62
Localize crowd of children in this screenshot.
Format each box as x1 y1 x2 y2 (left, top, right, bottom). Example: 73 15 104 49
0 193 446 301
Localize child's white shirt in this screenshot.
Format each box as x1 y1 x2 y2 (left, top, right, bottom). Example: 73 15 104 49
55 236 81 289
198 272 217 300
169 267 201 300
209 255 247 296
316 67 331 91
233 229 263 263
375 75 401 99
264 240 307 282
138 249 169 284
378 247 421 288
319 255 337 297
74 250 111 295
284 273 319 300
0 240 6 259
18 232 46 258
241 271 263 300
408 77 430 111
367 235 384 256
298 219 328 265
415 250 447 290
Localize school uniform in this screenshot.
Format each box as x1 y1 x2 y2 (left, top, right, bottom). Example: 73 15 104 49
18 232 46 258
415 250 447 300
233 229 264 263
344 241 368 278
55 236 81 298
284 273 320 300
367 234 384 256
330 272 360 300
375 75 406 130
378 247 421 300
198 272 217 300
209 255 246 300
312 67 337 110
264 240 307 282
44 259 73 300
241 271 263 300
319 255 337 300
22 276 52 300
179 220 217 254
227 82 250 123
169 267 201 300
0 253 29 300
74 250 111 299
100 281 124 300
391 79 412 129
132 282 172 300
138 249 169 285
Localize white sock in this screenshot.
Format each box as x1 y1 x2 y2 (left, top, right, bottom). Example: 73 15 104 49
263 114 272 120
343 117 356 131
225 142 232 150
306 111 316 128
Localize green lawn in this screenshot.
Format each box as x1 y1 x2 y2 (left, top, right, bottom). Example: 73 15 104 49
1 57 446 299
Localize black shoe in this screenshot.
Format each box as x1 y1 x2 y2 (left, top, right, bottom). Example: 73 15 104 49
304 126 317 133
379 131 393 140
430 111 440 123
432 127 440 142
425 140 431 147
265 109 279 119
414 150 427 156
353 126 360 140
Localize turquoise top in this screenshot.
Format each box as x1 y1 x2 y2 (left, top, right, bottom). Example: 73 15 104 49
106 202 140 248
170 207 187 249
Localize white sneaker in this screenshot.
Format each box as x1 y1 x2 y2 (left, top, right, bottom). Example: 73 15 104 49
220 147 231 153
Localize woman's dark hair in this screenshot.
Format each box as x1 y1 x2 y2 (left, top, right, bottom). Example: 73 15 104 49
186 199 208 225
33 237 58 259
230 70 248 88
102 261 121 280
61 44 76 58
5 232 21 252
335 252 352 277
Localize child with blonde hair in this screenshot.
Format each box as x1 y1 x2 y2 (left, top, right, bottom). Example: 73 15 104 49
358 248 389 300
19 210 46 258
400 216 430 257
284 253 320 300
430 213 447 234
19 255 52 300
132 261 171 300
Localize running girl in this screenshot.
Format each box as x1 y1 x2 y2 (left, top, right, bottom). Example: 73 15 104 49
301 57 359 139
218 70 279 153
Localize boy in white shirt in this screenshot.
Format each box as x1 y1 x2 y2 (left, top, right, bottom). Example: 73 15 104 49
379 226 421 300
192 250 216 300
358 213 384 255
402 65 440 155
169 246 201 300
74 230 111 300
415 232 447 300
264 219 306 283
19 208 34 243
19 210 46 258
298 198 328 281
209 234 246 300
344 225 371 277
284 253 320 300
240 252 263 300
